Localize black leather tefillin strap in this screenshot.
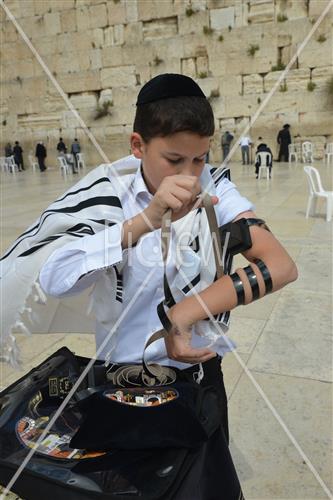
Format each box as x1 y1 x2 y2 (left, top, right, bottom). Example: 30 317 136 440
254 258 273 293
243 265 260 300
229 273 245 305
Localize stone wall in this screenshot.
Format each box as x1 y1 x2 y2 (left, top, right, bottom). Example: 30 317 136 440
0 0 332 167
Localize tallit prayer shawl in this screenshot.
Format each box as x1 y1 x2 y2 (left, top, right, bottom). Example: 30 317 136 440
0 156 233 368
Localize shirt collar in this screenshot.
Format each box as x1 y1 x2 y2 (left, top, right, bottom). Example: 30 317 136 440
133 163 152 200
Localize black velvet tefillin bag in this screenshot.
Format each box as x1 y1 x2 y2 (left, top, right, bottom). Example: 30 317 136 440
70 379 222 451
0 347 243 500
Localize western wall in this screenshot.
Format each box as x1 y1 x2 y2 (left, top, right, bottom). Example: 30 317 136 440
0 0 332 167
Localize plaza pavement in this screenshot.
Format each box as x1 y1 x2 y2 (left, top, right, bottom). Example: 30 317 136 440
0 158 332 499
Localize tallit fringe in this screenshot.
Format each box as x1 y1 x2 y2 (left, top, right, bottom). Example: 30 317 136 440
33 281 47 304
0 334 22 370
13 320 32 337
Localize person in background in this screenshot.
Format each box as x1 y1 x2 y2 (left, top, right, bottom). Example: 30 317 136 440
239 135 252 165
71 138 81 173
57 137 67 155
13 141 24 171
255 137 273 179
35 141 47 172
221 130 234 161
4 142 12 158
277 124 291 162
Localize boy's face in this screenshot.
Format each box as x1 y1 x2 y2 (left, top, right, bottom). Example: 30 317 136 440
131 131 210 194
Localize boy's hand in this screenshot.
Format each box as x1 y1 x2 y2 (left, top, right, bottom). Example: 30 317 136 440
144 175 218 229
164 306 215 364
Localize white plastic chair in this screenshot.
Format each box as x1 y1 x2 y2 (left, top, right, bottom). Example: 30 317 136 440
303 166 333 222
288 144 298 164
256 152 272 180
302 142 313 163
325 143 333 165
29 155 39 172
57 156 71 177
0 157 8 172
7 156 19 174
76 152 86 170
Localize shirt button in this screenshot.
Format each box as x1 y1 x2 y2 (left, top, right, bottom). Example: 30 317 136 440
153 245 159 254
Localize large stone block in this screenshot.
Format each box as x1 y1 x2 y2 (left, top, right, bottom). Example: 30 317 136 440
107 104 136 128
209 54 228 78
21 76 47 99
125 0 138 23
197 56 209 75
44 12 62 35
227 53 273 75
58 70 102 93
76 5 90 31
218 75 243 96
107 1 126 25
312 66 333 91
298 111 333 136
112 86 137 108
124 22 143 45
146 37 183 60
89 3 108 29
1 20 18 43
298 33 333 68
151 57 181 78
283 68 311 91
181 57 196 78
243 74 265 94
102 46 125 67
178 11 210 36
69 93 98 110
60 9 77 33
210 7 235 30
137 0 182 21
104 26 115 46
91 28 104 49
89 49 103 70
114 24 125 45
143 17 178 40
57 32 92 53
308 0 331 18
224 93 258 117
247 0 274 24
101 65 136 88
50 0 75 10
19 15 47 39
285 0 307 20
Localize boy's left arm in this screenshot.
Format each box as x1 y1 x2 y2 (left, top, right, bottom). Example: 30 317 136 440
165 210 298 363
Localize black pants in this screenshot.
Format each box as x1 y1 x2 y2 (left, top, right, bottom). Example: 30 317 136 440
37 157 46 171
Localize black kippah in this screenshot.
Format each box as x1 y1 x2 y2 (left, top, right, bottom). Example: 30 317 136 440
136 73 206 106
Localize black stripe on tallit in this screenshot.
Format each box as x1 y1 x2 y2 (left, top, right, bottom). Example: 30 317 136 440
182 273 201 294
1 197 122 261
18 233 84 257
53 177 112 204
6 178 112 244
213 167 230 186
18 223 95 256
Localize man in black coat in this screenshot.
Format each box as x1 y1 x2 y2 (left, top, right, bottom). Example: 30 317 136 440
56 137 67 154
35 141 47 171
13 141 24 171
277 124 291 162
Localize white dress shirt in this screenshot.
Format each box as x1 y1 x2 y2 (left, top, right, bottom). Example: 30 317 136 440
239 137 252 147
39 166 253 368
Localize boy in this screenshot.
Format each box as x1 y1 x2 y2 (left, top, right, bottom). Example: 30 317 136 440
2 74 297 498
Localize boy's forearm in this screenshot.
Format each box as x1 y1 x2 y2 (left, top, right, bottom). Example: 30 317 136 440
169 252 297 327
